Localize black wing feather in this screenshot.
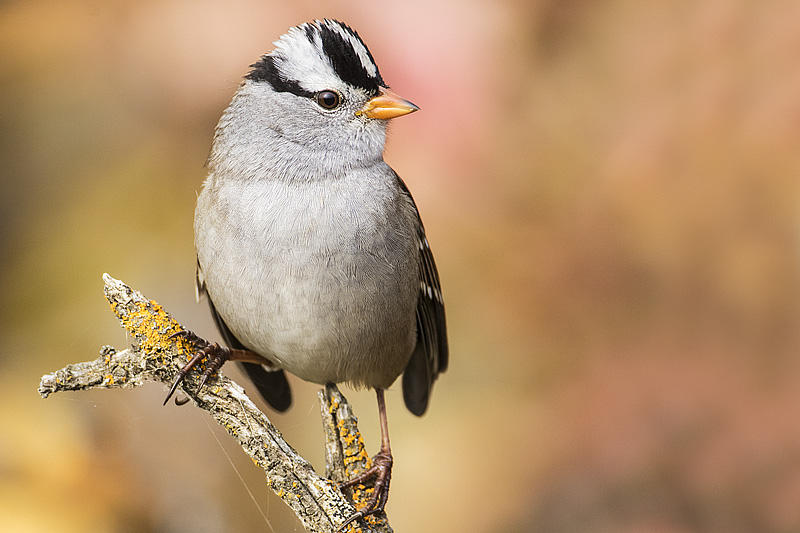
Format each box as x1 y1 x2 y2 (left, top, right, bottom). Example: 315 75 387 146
394 173 448 416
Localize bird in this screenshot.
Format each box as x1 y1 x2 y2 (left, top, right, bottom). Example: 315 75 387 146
165 18 448 523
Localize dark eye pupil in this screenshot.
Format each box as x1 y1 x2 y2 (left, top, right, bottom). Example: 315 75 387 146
316 91 340 109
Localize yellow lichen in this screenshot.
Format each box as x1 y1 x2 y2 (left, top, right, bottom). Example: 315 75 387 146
328 398 340 413
108 298 196 361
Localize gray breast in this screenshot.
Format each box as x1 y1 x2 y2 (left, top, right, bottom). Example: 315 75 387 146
194 166 420 389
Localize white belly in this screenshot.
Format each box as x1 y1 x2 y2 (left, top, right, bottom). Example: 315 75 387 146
194 171 419 388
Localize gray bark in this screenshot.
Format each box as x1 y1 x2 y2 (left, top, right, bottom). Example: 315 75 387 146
38 274 392 533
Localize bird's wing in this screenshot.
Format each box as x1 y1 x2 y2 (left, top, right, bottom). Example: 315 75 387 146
194 257 206 303
195 259 292 412
394 173 449 416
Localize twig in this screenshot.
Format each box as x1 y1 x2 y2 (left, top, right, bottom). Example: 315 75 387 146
38 274 392 533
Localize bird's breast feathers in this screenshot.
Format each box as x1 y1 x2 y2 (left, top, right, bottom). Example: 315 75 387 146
194 167 419 387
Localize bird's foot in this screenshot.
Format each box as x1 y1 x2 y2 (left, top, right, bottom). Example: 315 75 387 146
337 450 393 530
163 329 231 405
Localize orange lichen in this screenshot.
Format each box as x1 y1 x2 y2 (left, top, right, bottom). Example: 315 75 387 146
328 398 340 413
108 297 199 363
327 386 381 514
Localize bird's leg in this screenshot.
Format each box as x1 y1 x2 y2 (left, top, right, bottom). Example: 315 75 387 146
338 388 393 529
163 329 272 405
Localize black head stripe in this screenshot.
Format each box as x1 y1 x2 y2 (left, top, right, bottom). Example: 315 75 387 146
335 22 383 84
315 21 385 96
303 23 316 44
246 55 314 98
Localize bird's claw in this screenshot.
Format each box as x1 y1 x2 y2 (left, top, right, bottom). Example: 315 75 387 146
337 450 393 530
163 329 231 406
169 329 204 344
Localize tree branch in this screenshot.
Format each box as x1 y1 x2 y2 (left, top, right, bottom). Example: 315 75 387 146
38 274 392 533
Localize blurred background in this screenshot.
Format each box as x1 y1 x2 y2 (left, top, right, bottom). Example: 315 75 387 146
2 0 800 531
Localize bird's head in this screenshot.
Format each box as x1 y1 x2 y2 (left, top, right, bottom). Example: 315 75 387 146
212 19 418 177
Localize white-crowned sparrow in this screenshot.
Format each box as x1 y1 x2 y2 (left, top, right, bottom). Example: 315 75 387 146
165 19 447 521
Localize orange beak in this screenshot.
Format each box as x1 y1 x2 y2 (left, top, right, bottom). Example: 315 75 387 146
357 88 419 119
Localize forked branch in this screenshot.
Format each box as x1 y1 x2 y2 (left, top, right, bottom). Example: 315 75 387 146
37 274 392 533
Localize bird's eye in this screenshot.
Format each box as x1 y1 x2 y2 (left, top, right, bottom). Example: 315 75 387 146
315 90 341 110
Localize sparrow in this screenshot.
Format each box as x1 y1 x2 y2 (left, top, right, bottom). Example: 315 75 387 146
165 19 448 523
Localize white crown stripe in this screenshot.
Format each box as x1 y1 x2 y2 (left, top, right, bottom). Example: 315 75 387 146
268 24 337 95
